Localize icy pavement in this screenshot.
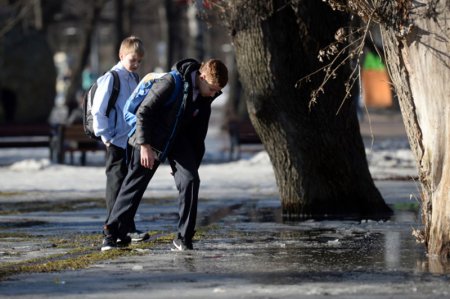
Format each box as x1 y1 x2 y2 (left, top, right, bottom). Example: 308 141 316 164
0 108 443 298
0 188 449 299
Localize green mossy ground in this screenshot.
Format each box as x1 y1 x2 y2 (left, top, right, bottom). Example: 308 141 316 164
0 231 175 281
0 226 211 281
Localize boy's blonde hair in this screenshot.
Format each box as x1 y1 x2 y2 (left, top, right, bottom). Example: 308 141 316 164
119 36 145 57
199 59 228 88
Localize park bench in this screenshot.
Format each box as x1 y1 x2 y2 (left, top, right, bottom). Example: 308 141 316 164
50 124 105 165
0 123 51 148
228 119 261 160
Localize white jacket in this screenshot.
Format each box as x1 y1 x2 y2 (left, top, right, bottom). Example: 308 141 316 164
91 62 139 149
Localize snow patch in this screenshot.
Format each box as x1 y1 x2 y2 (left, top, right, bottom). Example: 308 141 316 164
9 159 51 171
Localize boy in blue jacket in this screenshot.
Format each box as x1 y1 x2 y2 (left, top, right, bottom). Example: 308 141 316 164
101 58 228 251
92 36 148 243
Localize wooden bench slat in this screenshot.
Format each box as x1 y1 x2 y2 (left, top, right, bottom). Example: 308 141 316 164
51 124 105 165
228 119 261 160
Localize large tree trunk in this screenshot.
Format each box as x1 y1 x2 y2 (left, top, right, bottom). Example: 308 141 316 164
382 1 450 257
227 0 392 219
164 0 188 69
64 0 105 112
329 0 450 258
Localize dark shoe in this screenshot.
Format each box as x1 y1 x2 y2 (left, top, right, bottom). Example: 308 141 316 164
116 235 132 247
185 242 193 250
128 230 150 243
171 239 193 251
101 235 117 252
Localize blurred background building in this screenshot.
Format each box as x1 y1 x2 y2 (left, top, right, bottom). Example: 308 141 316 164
0 1 397 163
0 0 231 126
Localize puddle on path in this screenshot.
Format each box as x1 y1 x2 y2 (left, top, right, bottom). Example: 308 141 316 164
196 199 450 275
1 194 450 299
1 195 449 278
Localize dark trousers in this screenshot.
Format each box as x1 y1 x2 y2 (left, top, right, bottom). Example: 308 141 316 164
104 144 135 232
105 144 199 242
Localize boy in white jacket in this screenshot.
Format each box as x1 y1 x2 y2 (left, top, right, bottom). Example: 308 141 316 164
92 36 148 243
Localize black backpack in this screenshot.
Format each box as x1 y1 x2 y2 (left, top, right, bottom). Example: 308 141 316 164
82 70 120 140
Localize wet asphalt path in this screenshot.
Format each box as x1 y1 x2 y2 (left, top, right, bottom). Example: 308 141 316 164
1 181 450 298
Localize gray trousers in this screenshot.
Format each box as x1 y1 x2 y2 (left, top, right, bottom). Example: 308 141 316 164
105 143 199 242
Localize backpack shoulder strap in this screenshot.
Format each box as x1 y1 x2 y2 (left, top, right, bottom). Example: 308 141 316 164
159 70 189 162
165 70 183 107
105 70 120 116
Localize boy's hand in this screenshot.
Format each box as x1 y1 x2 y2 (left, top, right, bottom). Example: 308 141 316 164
140 144 156 169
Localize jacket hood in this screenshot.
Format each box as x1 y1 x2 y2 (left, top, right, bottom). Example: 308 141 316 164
172 58 200 80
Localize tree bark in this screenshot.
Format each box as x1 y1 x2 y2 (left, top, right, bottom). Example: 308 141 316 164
164 0 188 69
382 1 450 257
226 0 392 219
64 0 105 112
328 0 450 258
114 0 124 54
